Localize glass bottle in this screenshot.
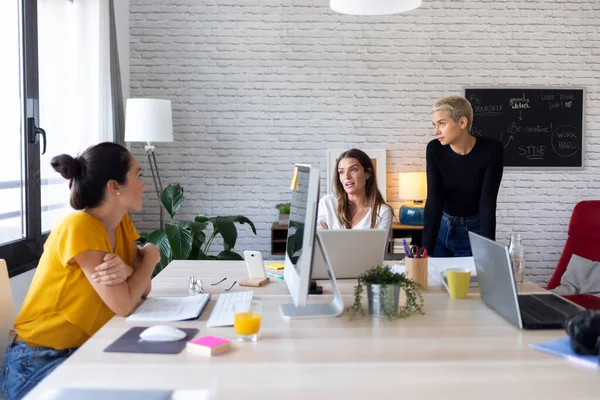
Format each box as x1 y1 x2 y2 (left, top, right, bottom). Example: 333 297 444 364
508 234 525 284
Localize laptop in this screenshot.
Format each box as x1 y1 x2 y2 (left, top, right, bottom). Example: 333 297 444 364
468 231 583 330
311 229 389 280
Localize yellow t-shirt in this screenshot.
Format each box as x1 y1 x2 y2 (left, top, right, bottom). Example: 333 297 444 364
14 211 139 350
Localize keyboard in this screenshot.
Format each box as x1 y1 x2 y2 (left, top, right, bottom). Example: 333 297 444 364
206 291 253 327
518 294 581 329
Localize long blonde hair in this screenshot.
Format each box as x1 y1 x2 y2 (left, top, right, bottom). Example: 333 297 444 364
332 149 391 229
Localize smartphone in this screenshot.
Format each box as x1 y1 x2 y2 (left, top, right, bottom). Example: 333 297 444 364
243 251 267 279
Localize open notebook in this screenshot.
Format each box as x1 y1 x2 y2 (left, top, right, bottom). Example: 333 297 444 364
125 294 211 322
43 388 211 400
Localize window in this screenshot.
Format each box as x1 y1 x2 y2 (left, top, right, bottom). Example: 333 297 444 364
0 0 113 276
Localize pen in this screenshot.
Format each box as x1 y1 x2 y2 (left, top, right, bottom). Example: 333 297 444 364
266 272 284 280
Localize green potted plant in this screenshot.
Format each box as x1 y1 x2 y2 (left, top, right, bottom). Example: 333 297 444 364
276 202 291 225
349 265 425 320
139 183 257 277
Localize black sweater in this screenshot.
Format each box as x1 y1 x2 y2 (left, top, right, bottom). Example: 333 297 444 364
423 136 504 254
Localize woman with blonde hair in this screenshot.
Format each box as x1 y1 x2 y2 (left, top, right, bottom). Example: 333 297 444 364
318 148 393 232
424 95 504 257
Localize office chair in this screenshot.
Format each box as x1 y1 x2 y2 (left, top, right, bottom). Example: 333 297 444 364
546 201 600 310
1 259 16 400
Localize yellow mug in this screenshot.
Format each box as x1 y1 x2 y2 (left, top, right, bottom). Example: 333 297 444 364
442 268 471 299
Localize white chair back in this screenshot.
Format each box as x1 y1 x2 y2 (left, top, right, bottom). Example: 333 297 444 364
0 259 15 357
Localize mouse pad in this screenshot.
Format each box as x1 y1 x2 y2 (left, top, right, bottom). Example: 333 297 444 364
103 327 199 355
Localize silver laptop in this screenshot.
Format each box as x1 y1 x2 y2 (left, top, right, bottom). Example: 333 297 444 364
311 229 388 280
469 231 582 330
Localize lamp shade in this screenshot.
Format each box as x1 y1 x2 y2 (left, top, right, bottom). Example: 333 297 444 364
125 98 173 143
331 0 422 16
398 172 427 201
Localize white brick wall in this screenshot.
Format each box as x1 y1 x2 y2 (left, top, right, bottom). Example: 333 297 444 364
129 0 600 284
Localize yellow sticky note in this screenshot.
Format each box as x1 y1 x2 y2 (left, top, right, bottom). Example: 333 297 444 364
290 166 299 190
266 263 285 270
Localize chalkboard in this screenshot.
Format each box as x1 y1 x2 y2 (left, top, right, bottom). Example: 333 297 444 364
464 88 584 168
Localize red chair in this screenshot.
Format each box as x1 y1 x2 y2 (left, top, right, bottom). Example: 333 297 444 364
546 200 600 310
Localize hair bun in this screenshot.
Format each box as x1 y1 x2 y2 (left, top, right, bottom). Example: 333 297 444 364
50 154 85 180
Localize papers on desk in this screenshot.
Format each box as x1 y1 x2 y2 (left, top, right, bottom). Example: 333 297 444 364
391 257 477 289
125 294 211 322
530 337 599 369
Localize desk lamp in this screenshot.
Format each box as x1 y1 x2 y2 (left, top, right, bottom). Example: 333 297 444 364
330 0 421 15
125 98 173 229
398 172 427 226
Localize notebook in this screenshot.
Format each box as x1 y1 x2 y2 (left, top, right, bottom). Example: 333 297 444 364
44 388 211 400
47 388 173 400
125 294 211 322
530 337 599 368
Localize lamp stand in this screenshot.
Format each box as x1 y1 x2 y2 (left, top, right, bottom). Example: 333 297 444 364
399 200 425 226
145 142 164 230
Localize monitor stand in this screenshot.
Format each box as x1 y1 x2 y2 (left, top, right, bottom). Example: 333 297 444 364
280 234 344 319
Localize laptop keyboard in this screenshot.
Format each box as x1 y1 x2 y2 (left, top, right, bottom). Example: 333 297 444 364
517 294 581 328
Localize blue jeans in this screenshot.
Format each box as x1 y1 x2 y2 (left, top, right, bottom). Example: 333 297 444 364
1 332 78 400
433 212 482 258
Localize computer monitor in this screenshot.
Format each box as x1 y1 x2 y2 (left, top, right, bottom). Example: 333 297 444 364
281 164 343 319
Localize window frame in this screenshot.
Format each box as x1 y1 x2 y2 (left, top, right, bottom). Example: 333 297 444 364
0 0 47 277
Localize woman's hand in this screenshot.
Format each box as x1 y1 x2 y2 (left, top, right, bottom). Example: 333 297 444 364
319 221 329 229
138 243 161 265
91 254 134 285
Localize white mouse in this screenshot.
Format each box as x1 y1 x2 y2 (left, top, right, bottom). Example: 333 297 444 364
139 325 187 342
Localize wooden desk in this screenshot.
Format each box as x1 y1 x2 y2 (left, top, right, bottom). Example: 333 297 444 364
24 261 598 399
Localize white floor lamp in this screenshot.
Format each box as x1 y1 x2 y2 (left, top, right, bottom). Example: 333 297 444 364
125 98 173 229
330 0 422 15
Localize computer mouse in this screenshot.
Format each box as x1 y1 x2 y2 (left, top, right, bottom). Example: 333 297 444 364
139 325 187 342
565 310 600 355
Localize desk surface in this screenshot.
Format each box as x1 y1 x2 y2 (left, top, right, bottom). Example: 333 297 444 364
25 261 598 399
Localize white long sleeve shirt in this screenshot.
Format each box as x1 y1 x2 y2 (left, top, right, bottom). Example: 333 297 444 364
317 194 393 232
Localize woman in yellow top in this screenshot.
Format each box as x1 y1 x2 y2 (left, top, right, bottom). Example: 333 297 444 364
1 142 160 400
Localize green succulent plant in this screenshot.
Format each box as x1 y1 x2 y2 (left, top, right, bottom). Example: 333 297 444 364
349 264 424 320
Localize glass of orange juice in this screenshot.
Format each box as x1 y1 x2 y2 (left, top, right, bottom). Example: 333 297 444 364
233 300 262 342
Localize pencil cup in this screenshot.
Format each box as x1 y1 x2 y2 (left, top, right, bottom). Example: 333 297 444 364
405 257 428 290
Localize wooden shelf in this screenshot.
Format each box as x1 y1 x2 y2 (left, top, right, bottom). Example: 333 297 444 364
389 222 423 258
270 221 424 258
271 223 288 256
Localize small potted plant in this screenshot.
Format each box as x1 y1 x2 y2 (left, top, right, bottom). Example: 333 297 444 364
349 264 425 320
276 202 291 225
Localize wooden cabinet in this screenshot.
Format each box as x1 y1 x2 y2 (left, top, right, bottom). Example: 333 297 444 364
271 223 288 256
270 221 424 259
388 222 423 259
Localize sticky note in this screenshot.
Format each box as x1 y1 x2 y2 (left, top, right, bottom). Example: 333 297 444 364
290 166 299 190
186 335 231 356
266 263 284 270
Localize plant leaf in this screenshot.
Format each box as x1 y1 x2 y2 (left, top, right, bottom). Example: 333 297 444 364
214 217 237 251
188 221 208 236
160 183 184 219
194 215 210 224
137 232 149 245
146 230 171 260
217 250 244 260
165 223 193 260
152 257 170 278
197 251 216 260
221 215 257 235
